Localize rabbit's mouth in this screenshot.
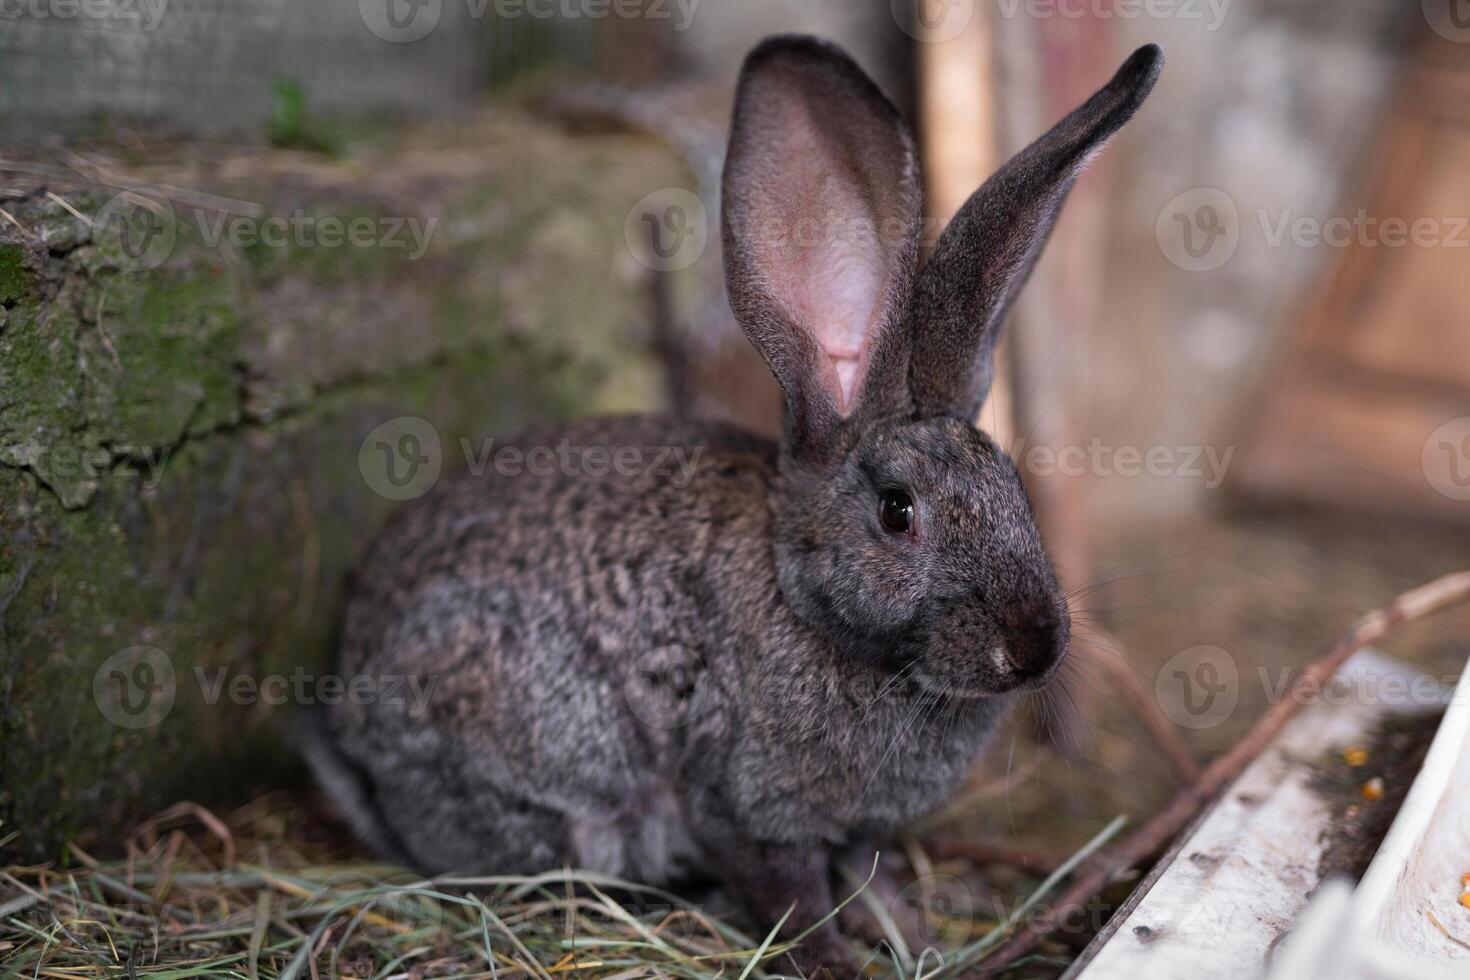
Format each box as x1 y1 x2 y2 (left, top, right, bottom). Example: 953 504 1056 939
912 657 1062 699
908 608 1071 698
911 667 993 700
912 658 1055 699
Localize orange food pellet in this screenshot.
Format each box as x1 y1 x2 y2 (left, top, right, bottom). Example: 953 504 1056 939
1343 747 1370 767
1360 777 1385 802
1460 892 1470 911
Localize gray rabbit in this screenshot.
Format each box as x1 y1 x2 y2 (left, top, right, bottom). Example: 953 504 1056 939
305 35 1161 976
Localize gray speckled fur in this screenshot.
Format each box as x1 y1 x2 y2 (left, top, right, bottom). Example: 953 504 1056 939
307 35 1161 976
317 416 1006 868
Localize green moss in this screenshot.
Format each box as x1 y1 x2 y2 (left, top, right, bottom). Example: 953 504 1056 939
0 298 90 505
82 271 244 446
0 103 683 860
0 342 589 859
0 243 32 304
0 255 248 507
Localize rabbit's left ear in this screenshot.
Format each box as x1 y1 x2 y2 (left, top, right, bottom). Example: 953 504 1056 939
908 44 1163 421
722 35 922 460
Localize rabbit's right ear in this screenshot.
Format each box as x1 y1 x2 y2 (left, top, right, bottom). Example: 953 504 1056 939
907 45 1163 421
722 35 922 461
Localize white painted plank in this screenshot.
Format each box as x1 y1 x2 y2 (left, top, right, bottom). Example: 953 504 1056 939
1356 653 1470 959
1260 653 1470 979
1072 650 1442 980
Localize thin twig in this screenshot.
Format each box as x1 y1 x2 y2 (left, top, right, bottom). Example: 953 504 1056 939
976 569 1470 975
0 205 34 238
46 190 93 227
133 802 236 867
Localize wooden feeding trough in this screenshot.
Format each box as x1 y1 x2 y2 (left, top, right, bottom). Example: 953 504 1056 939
1069 650 1470 978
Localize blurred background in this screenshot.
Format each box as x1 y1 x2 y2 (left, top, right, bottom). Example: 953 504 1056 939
1 0 1468 973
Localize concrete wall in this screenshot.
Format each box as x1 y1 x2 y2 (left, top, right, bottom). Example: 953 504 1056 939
0 0 594 140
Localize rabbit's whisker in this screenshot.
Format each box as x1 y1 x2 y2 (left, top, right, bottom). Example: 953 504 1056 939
859 656 923 718
858 687 939 801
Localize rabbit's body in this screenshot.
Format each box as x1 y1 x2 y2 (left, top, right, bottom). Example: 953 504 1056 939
309 35 1161 974
315 415 1000 882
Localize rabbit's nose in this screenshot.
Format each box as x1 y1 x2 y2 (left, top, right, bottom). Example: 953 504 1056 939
1000 606 1067 678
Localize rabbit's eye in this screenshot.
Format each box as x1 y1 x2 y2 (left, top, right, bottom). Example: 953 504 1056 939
879 490 915 535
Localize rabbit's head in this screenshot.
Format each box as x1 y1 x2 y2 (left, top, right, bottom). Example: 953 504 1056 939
721 36 1161 697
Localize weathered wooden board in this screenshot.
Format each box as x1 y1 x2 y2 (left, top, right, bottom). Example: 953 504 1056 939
1262 655 1470 979
1353 650 1470 960
1235 31 1470 523
1069 650 1445 979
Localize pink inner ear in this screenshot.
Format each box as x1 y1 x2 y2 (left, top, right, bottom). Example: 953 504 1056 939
787 172 887 415
802 254 880 414
750 97 900 417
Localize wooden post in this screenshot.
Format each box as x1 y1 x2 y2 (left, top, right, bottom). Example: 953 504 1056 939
914 0 1014 446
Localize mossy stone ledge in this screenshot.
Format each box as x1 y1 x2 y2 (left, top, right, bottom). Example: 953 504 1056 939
0 109 689 859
